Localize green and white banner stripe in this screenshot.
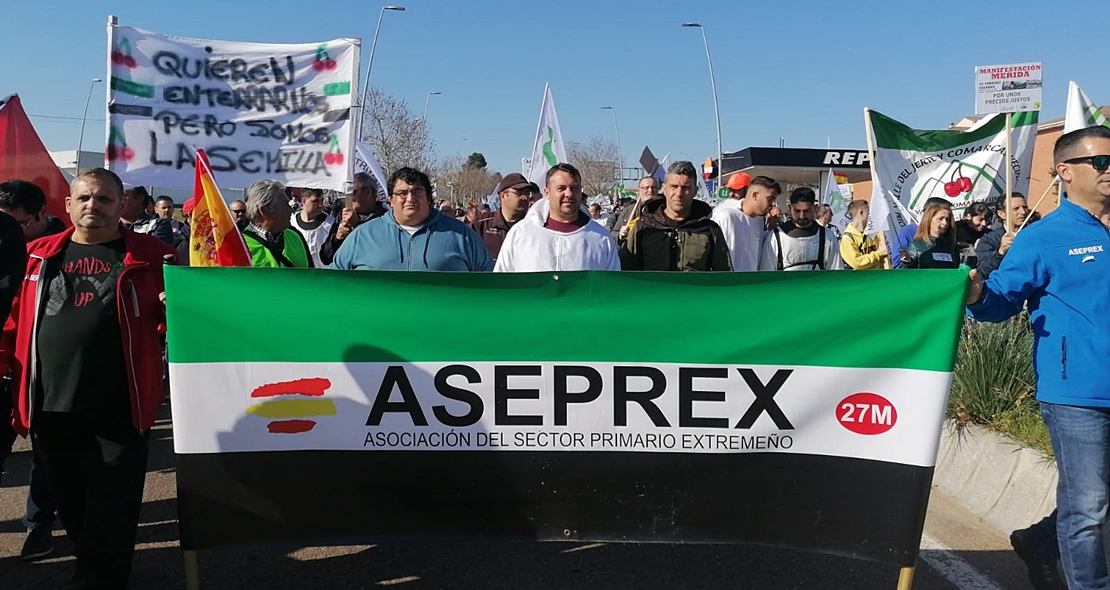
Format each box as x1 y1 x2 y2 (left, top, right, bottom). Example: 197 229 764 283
166 268 968 467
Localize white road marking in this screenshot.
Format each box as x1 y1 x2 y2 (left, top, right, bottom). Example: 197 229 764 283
561 542 606 554
919 532 1006 590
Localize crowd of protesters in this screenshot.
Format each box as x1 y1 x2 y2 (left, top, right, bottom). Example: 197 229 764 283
1 126 1109 590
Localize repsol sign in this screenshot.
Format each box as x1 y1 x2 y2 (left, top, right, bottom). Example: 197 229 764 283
364 364 795 430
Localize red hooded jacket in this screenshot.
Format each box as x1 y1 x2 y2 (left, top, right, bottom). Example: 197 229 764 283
1 225 176 435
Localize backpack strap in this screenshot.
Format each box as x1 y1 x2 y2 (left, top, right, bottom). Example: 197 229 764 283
774 229 784 271
816 226 826 270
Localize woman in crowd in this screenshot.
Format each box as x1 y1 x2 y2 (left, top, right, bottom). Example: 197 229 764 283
956 202 991 248
900 204 960 269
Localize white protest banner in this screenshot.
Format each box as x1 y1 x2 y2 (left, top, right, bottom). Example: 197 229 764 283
106 24 359 191
352 142 389 202
975 62 1042 115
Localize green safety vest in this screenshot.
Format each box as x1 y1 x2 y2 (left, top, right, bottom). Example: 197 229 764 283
244 228 311 268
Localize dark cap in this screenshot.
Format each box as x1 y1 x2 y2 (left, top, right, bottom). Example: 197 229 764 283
496 173 530 194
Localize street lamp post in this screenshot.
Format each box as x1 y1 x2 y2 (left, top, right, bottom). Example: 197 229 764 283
422 91 441 123
601 106 623 188
361 5 405 107
76 77 103 176
455 138 467 156
682 23 723 190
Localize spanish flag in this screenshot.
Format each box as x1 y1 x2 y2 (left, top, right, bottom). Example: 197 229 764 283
182 150 251 267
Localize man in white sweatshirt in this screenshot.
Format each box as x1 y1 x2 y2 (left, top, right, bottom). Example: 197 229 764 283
760 187 843 271
494 163 620 272
711 174 781 271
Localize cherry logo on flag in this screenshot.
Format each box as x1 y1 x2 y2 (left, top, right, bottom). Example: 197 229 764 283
106 126 134 162
323 134 344 166
245 378 336 434
312 44 337 71
111 37 138 69
835 392 897 435
944 162 974 198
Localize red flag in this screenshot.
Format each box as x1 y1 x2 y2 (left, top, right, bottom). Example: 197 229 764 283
183 149 252 267
0 95 71 225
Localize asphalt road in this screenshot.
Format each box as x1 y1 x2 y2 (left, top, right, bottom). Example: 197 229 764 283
1 409 1038 590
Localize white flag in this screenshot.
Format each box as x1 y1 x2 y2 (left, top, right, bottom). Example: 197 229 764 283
866 185 891 237
352 142 389 203
824 169 852 236
652 153 672 183
525 84 567 187
868 109 1037 218
1065 81 1108 134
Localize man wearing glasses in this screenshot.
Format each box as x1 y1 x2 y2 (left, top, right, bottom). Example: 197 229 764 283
0 180 67 242
319 172 389 266
328 167 491 271
472 173 534 260
968 125 1110 590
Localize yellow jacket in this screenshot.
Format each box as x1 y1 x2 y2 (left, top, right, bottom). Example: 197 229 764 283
839 224 888 270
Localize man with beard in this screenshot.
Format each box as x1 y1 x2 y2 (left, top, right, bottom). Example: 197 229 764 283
494 164 619 272
620 161 731 271
0 168 175 589
760 187 843 271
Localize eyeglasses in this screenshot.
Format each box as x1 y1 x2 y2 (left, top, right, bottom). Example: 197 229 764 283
1065 155 1110 171
230 209 246 215
392 189 427 199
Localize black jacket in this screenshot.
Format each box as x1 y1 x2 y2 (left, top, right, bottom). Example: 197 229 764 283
974 226 1006 278
619 199 732 271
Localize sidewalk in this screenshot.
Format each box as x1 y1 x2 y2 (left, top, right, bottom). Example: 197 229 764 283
932 421 1057 536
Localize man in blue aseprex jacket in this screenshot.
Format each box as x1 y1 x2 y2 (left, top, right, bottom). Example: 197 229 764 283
967 125 1110 590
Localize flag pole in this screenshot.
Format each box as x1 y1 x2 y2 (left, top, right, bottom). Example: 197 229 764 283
1005 112 1014 233
863 107 893 266
897 565 916 590
1018 176 1059 232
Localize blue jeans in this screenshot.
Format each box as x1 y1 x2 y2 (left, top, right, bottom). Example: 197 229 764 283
24 443 56 531
1041 402 1110 590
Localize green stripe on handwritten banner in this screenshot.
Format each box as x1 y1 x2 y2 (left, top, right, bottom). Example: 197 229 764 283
110 77 155 99
323 82 351 96
164 268 968 372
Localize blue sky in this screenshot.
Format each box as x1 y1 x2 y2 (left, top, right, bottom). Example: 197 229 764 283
5 0 1107 177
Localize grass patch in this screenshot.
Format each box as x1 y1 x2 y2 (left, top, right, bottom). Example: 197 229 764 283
949 315 1053 457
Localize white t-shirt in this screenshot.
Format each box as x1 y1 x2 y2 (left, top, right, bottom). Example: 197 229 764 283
399 223 423 236
711 199 765 272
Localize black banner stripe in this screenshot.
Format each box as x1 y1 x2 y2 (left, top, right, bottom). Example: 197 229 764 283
109 103 154 117
176 451 932 566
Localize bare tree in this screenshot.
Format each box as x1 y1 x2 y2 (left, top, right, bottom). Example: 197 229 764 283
566 136 619 198
434 155 501 206
359 89 437 175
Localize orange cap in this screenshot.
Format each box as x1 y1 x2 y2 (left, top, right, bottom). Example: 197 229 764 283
726 172 751 191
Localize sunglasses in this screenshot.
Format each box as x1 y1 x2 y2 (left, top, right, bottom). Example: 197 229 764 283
1065 155 1110 171
230 209 246 214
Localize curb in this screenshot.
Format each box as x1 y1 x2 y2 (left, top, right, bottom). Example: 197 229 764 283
933 420 1056 535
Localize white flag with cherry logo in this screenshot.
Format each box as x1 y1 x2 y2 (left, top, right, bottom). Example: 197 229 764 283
868 109 1037 217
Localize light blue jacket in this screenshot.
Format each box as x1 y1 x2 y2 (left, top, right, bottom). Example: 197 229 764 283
967 198 1110 407
328 208 493 271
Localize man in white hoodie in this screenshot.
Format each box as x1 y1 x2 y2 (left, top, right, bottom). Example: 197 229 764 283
711 173 781 271
494 163 620 272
